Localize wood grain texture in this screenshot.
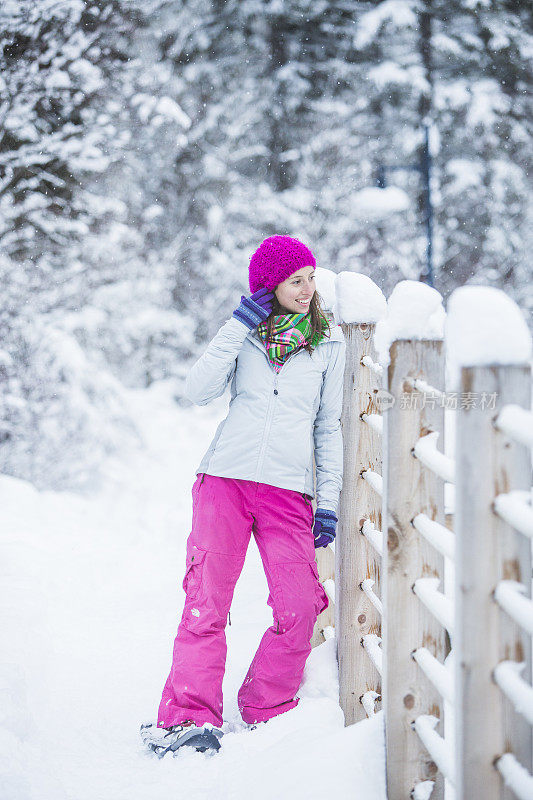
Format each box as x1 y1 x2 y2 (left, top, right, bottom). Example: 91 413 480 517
455 364 532 800
312 544 335 647
336 322 383 725
383 339 446 800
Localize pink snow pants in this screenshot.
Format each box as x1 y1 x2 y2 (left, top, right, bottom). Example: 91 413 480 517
157 473 329 728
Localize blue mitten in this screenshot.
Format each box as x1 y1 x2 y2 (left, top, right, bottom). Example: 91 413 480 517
313 508 338 548
232 287 275 330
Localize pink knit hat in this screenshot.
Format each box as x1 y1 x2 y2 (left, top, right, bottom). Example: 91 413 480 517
248 235 316 293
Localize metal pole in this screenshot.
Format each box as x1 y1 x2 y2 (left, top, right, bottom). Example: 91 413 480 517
375 122 436 288
420 123 434 288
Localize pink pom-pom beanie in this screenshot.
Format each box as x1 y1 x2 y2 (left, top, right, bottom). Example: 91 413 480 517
248 235 316 293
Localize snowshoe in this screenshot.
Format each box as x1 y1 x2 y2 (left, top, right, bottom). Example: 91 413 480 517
247 720 269 732
140 720 223 758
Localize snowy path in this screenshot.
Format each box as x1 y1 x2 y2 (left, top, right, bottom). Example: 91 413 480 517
1 382 385 800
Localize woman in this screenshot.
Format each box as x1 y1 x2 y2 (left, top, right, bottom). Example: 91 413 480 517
141 235 346 758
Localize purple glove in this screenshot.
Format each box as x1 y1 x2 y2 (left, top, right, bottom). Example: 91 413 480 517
313 508 338 548
232 287 275 330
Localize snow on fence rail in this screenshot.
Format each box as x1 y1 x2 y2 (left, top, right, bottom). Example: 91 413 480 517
312 276 533 800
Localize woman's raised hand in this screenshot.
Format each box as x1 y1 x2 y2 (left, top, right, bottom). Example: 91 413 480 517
232 287 275 330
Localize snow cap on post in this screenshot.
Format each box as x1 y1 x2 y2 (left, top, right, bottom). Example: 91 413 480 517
334 271 387 325
314 267 337 313
445 285 532 390
374 280 445 367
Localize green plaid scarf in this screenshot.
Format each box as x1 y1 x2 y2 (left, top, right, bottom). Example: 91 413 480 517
257 311 331 372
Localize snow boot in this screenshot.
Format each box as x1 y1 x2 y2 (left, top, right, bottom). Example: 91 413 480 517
140 720 223 758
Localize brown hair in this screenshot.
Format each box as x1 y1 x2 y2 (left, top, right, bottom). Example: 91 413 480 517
263 291 332 355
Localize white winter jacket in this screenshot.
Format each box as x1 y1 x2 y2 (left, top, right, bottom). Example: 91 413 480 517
185 315 346 514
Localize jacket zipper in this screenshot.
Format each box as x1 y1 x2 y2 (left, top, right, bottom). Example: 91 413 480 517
255 382 276 477
254 348 300 478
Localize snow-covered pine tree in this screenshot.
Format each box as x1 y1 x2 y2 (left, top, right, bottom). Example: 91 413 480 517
0 0 144 489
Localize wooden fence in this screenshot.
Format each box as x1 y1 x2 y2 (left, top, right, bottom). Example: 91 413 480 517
312 311 533 800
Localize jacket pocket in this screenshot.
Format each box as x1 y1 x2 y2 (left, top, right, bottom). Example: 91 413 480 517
182 543 206 600
309 560 329 616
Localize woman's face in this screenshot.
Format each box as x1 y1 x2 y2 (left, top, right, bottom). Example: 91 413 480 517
274 266 316 314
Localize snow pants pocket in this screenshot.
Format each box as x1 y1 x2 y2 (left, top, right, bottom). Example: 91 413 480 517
267 560 329 634
300 493 314 525
182 541 206 600
191 472 206 502
181 543 245 635
309 560 329 616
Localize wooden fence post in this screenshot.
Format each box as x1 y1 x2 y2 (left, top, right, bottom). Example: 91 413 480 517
383 339 447 799
455 364 532 800
336 322 382 725
311 543 335 647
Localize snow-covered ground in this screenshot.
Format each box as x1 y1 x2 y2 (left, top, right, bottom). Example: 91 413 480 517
1 380 386 800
